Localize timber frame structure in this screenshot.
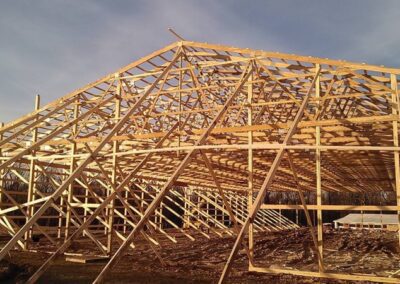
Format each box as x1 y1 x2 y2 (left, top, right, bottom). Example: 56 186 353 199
0 40 400 283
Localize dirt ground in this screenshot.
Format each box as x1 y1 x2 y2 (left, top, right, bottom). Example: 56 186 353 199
1 228 399 283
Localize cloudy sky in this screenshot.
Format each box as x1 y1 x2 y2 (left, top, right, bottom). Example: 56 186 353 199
0 0 399 123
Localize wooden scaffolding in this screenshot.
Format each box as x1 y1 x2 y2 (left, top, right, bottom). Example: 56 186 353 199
0 40 399 283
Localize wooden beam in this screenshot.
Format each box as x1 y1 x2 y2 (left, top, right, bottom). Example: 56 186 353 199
33 114 398 149
391 74 400 246
249 265 400 284
65 99 79 239
260 204 400 211
247 72 254 262
25 94 40 248
106 75 122 253
315 64 324 268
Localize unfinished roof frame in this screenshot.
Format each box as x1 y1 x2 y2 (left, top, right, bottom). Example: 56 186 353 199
0 40 399 283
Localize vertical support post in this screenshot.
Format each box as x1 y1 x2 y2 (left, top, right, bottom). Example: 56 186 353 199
26 94 40 249
57 197 64 238
65 98 79 239
83 188 89 237
315 64 324 266
188 189 191 228
214 192 218 222
391 74 400 245
206 192 210 225
140 189 145 214
247 73 254 262
177 55 182 157
57 194 64 238
196 192 200 226
183 189 187 229
156 206 161 229
107 74 121 253
123 189 129 234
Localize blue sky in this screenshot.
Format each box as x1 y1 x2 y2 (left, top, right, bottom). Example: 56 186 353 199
0 0 399 123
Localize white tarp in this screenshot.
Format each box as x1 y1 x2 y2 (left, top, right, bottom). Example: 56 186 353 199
334 213 398 225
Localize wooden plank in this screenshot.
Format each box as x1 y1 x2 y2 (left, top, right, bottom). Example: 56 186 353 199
260 204 400 211
391 74 400 246
247 72 254 262
249 265 400 284
315 64 324 268
65 255 109 264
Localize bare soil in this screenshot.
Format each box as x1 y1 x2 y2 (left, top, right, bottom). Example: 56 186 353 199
1 228 399 283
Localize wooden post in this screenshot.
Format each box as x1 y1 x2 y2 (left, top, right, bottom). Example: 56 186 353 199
206 192 210 225
247 73 254 262
107 74 121 253
391 74 400 245
83 185 89 238
315 64 324 266
123 189 129 234
26 94 40 248
177 54 182 157
214 192 218 223
57 188 64 238
65 99 79 239
196 193 200 226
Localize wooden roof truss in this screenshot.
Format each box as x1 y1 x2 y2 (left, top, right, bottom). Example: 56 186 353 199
0 41 399 283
